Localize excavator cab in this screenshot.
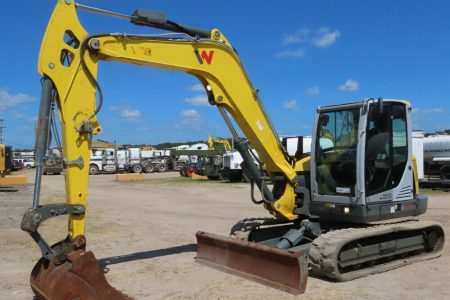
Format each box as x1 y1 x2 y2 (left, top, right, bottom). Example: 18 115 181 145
310 99 426 222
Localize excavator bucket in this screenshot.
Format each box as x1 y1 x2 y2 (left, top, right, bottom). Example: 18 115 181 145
30 250 130 300
195 231 308 294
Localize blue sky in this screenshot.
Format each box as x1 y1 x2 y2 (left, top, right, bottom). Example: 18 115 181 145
1 0 449 149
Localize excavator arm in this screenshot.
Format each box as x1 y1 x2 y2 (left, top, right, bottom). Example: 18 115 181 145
22 1 308 298
39 0 300 231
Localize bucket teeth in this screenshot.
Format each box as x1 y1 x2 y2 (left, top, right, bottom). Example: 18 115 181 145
195 231 308 295
31 250 131 300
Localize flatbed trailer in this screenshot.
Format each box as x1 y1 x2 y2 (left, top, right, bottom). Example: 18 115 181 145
419 176 450 189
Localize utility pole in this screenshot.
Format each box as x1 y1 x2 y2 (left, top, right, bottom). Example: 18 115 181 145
0 119 5 144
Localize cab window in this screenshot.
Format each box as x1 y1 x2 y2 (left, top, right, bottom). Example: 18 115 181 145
365 103 408 195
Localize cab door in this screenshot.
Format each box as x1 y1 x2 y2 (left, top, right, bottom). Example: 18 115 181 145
365 102 412 203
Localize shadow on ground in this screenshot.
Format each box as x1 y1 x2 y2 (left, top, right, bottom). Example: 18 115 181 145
98 243 197 273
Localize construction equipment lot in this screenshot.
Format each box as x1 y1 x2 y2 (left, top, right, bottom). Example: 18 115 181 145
1 169 449 300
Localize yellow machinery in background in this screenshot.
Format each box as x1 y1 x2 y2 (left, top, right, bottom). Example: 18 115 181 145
0 144 7 176
0 144 27 186
207 136 232 151
141 146 156 151
91 139 116 149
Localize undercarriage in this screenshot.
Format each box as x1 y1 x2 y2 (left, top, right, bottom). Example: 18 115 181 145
196 217 444 294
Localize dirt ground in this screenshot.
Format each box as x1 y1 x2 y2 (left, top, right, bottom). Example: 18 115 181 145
1 168 449 300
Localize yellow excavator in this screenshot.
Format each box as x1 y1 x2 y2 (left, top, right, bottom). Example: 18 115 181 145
0 144 13 176
207 136 232 151
21 1 444 298
0 144 9 176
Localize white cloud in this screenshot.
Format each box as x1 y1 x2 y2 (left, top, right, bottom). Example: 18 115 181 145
0 89 35 112
312 27 341 48
178 109 204 127
184 94 209 106
306 86 320 96
11 111 38 122
109 105 142 122
283 100 298 110
275 48 305 58
411 106 447 131
339 79 359 92
277 27 340 58
282 28 310 46
181 109 201 118
121 109 141 118
426 108 444 113
11 111 25 118
190 84 204 92
413 107 444 114
18 125 34 132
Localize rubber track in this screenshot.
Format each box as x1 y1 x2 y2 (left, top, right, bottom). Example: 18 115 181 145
309 220 444 281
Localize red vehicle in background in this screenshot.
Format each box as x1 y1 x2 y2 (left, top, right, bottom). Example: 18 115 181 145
12 159 24 170
179 162 196 177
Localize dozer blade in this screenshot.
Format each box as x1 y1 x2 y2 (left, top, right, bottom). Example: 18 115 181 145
31 250 130 300
195 231 308 294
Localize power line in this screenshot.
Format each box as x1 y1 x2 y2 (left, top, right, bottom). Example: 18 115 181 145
0 119 5 144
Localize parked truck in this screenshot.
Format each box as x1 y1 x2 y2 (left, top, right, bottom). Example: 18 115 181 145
193 137 232 179
141 154 174 173
193 153 226 179
423 135 450 180
220 136 311 182
89 147 165 175
43 148 64 175
173 149 227 177
219 150 250 182
89 148 118 174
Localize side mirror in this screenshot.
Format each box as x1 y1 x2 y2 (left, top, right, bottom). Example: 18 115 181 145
378 97 383 114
